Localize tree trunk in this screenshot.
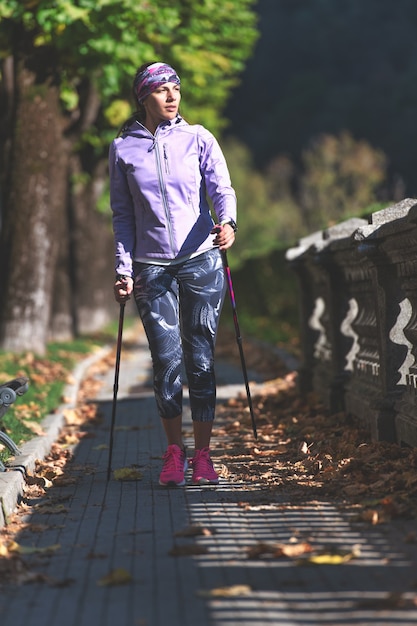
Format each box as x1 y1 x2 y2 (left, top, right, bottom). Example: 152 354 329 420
48 199 74 342
64 156 117 336
0 64 68 354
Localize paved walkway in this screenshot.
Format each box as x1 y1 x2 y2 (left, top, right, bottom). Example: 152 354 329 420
1 328 417 625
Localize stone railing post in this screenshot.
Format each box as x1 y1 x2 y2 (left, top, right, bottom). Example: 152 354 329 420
286 218 367 412
342 198 417 441
367 200 417 446
286 230 325 397
287 197 417 444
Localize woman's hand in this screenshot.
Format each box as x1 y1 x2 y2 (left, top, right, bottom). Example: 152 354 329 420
211 224 235 250
114 276 134 303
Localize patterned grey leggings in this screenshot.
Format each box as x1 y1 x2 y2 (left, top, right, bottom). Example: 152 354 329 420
133 249 225 422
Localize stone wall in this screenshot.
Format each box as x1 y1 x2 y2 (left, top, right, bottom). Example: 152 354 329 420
286 198 417 446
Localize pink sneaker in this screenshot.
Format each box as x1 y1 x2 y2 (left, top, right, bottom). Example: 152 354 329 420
159 445 188 487
191 447 219 485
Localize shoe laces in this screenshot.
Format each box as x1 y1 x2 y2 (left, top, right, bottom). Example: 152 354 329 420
193 447 213 470
162 445 184 471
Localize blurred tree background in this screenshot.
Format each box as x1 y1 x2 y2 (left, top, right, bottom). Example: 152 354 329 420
0 0 257 353
221 0 417 346
1 0 417 354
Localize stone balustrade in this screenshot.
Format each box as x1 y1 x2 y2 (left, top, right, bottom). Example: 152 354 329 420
286 198 417 446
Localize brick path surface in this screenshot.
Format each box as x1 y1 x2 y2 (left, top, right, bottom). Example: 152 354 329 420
1 329 417 625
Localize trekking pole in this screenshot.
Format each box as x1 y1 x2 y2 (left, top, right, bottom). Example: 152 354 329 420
220 250 258 440
107 302 125 481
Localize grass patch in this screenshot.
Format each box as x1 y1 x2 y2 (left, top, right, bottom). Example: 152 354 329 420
0 324 123 465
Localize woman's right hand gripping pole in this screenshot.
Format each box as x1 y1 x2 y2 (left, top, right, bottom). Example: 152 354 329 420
114 276 134 303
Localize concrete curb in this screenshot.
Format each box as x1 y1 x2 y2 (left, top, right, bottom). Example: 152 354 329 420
0 346 111 528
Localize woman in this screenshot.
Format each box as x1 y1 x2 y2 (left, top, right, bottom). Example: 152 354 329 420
109 61 237 486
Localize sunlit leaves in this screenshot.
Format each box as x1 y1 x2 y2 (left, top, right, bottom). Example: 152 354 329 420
104 99 131 127
36 3 91 31
0 0 258 133
0 0 20 19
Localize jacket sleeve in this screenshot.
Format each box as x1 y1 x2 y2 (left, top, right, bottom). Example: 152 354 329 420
197 127 237 225
109 140 136 277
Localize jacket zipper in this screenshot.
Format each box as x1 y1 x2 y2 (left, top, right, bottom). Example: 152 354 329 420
163 143 170 175
154 136 175 253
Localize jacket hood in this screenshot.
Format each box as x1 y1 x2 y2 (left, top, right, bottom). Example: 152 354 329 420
121 115 187 140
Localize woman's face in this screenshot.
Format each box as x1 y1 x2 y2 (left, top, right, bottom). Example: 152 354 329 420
143 82 181 130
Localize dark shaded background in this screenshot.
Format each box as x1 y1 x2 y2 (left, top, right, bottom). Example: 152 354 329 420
225 0 417 194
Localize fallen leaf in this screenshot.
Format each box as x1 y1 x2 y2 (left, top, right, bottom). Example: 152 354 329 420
37 466 64 480
0 542 10 557
247 541 313 560
60 433 81 446
34 503 69 515
7 541 61 556
25 475 53 489
216 463 230 478
300 546 361 565
358 509 380 525
113 467 143 481
97 568 133 586
197 584 252 597
63 408 83 425
1 540 60 557
298 441 310 455
21 420 46 436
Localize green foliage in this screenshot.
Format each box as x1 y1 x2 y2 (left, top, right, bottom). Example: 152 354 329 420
104 99 132 128
222 138 304 269
222 132 387 271
221 131 389 352
300 132 387 231
229 248 300 348
0 0 258 135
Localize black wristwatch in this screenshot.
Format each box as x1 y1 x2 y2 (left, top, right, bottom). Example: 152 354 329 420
224 219 238 233
115 274 131 282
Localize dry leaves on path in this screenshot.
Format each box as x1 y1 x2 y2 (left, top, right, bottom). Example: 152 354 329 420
213 355 417 522
2 329 417 591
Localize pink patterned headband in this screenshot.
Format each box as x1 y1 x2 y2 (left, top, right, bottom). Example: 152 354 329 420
135 62 180 103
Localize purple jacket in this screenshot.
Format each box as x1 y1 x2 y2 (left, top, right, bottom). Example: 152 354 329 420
109 116 237 276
